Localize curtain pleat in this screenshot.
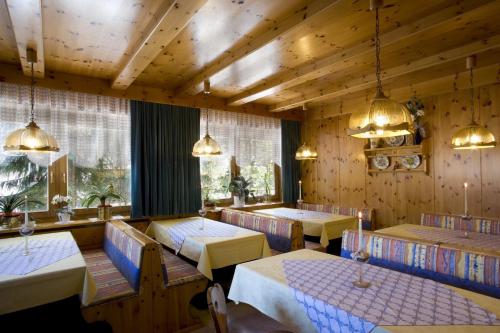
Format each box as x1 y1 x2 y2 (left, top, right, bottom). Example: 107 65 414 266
131 101 201 217
281 119 301 204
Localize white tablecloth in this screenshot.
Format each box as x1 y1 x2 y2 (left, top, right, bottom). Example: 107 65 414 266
0 232 96 314
255 207 357 247
228 249 500 333
146 217 271 280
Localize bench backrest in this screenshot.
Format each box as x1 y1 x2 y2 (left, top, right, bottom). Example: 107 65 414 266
220 209 304 252
421 212 500 235
297 202 374 230
341 229 500 298
103 221 145 291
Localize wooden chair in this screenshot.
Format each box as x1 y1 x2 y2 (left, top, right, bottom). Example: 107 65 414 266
207 283 292 333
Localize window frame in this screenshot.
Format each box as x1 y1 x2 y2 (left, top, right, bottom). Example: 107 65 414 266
26 154 131 222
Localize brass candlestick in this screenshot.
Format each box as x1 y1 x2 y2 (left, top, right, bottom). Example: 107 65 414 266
351 250 371 288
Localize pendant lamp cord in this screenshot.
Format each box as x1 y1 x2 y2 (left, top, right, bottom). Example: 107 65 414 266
30 61 35 122
205 109 209 136
375 7 382 95
469 66 475 123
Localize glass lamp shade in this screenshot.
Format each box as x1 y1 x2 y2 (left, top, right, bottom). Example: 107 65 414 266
347 92 413 138
192 134 222 157
295 143 318 160
451 122 496 149
3 121 59 153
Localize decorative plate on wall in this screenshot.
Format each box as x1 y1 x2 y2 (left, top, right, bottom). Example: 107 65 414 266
383 135 405 147
401 155 421 169
372 154 390 170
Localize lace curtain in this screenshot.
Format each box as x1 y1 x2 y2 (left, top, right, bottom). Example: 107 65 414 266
0 82 130 168
201 109 281 167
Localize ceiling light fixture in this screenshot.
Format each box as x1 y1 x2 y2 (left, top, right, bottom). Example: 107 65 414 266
347 0 412 139
295 103 318 160
3 48 59 153
451 56 496 149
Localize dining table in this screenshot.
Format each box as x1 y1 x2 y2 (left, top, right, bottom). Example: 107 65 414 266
145 217 271 280
0 231 96 315
254 207 357 247
376 224 500 255
228 249 500 333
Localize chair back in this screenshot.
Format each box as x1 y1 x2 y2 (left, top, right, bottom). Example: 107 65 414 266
421 212 500 235
297 202 375 230
207 283 228 333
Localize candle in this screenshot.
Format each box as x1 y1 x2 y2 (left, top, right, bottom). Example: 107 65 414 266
298 180 302 200
464 182 468 216
24 195 28 226
358 211 363 251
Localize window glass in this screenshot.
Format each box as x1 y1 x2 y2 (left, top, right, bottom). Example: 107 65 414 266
200 158 231 200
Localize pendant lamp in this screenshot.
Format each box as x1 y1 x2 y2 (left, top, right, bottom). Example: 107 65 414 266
295 104 318 160
192 79 223 157
3 48 59 153
451 56 496 149
347 0 412 139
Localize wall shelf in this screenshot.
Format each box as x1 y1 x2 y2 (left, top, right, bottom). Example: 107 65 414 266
364 142 428 175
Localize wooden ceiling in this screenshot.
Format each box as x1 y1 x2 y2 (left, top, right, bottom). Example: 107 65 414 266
1 0 500 117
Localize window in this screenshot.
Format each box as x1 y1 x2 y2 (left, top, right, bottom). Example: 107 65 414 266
199 109 281 202
0 82 130 215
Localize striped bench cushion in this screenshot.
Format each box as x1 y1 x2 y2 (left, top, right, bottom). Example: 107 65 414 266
341 229 500 298
297 202 374 230
221 209 304 252
421 213 500 235
104 222 144 291
82 249 136 304
162 248 205 287
304 240 326 253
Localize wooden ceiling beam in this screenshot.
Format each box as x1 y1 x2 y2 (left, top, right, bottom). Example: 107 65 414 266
0 62 302 121
175 0 342 96
111 0 208 90
270 34 500 112
5 0 45 78
229 0 499 106
307 62 500 120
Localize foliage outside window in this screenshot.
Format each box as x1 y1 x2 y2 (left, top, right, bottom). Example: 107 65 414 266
240 161 275 197
200 158 231 201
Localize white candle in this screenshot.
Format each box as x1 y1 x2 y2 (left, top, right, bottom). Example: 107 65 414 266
464 182 468 216
24 195 28 226
298 180 302 200
358 211 363 251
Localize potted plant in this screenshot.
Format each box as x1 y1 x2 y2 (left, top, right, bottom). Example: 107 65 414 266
227 176 253 207
0 193 41 228
51 194 73 223
82 184 123 220
405 96 426 144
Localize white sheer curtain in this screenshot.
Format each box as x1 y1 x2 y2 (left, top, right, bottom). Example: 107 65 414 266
202 109 281 167
0 82 130 168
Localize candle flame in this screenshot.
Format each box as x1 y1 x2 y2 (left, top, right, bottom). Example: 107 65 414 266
464 182 468 188
358 211 363 219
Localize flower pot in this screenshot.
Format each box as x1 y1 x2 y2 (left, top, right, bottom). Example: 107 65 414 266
1 213 21 229
58 212 71 223
233 196 245 208
98 205 112 220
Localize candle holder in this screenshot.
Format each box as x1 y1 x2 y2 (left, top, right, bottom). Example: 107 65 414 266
351 250 371 288
297 199 304 204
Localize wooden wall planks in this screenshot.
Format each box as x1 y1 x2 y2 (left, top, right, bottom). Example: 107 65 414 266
302 83 500 229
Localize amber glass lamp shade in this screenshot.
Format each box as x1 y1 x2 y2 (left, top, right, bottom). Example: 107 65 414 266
295 143 318 160
347 92 413 138
192 134 222 157
3 121 59 153
451 121 496 149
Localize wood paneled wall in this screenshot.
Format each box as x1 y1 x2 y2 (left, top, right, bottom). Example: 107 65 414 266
301 83 500 229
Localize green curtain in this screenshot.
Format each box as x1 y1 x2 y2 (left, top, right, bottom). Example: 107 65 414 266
131 100 201 217
281 119 301 204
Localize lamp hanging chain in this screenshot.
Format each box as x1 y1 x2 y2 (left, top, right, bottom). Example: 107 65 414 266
375 7 382 95
30 61 35 122
469 66 475 124
205 109 209 136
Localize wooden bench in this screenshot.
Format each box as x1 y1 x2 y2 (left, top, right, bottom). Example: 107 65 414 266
81 220 154 333
341 229 500 298
421 212 500 235
219 208 305 255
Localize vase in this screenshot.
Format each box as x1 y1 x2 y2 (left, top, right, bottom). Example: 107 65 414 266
414 128 423 145
58 212 71 223
233 196 245 207
98 205 112 220
1 214 21 228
